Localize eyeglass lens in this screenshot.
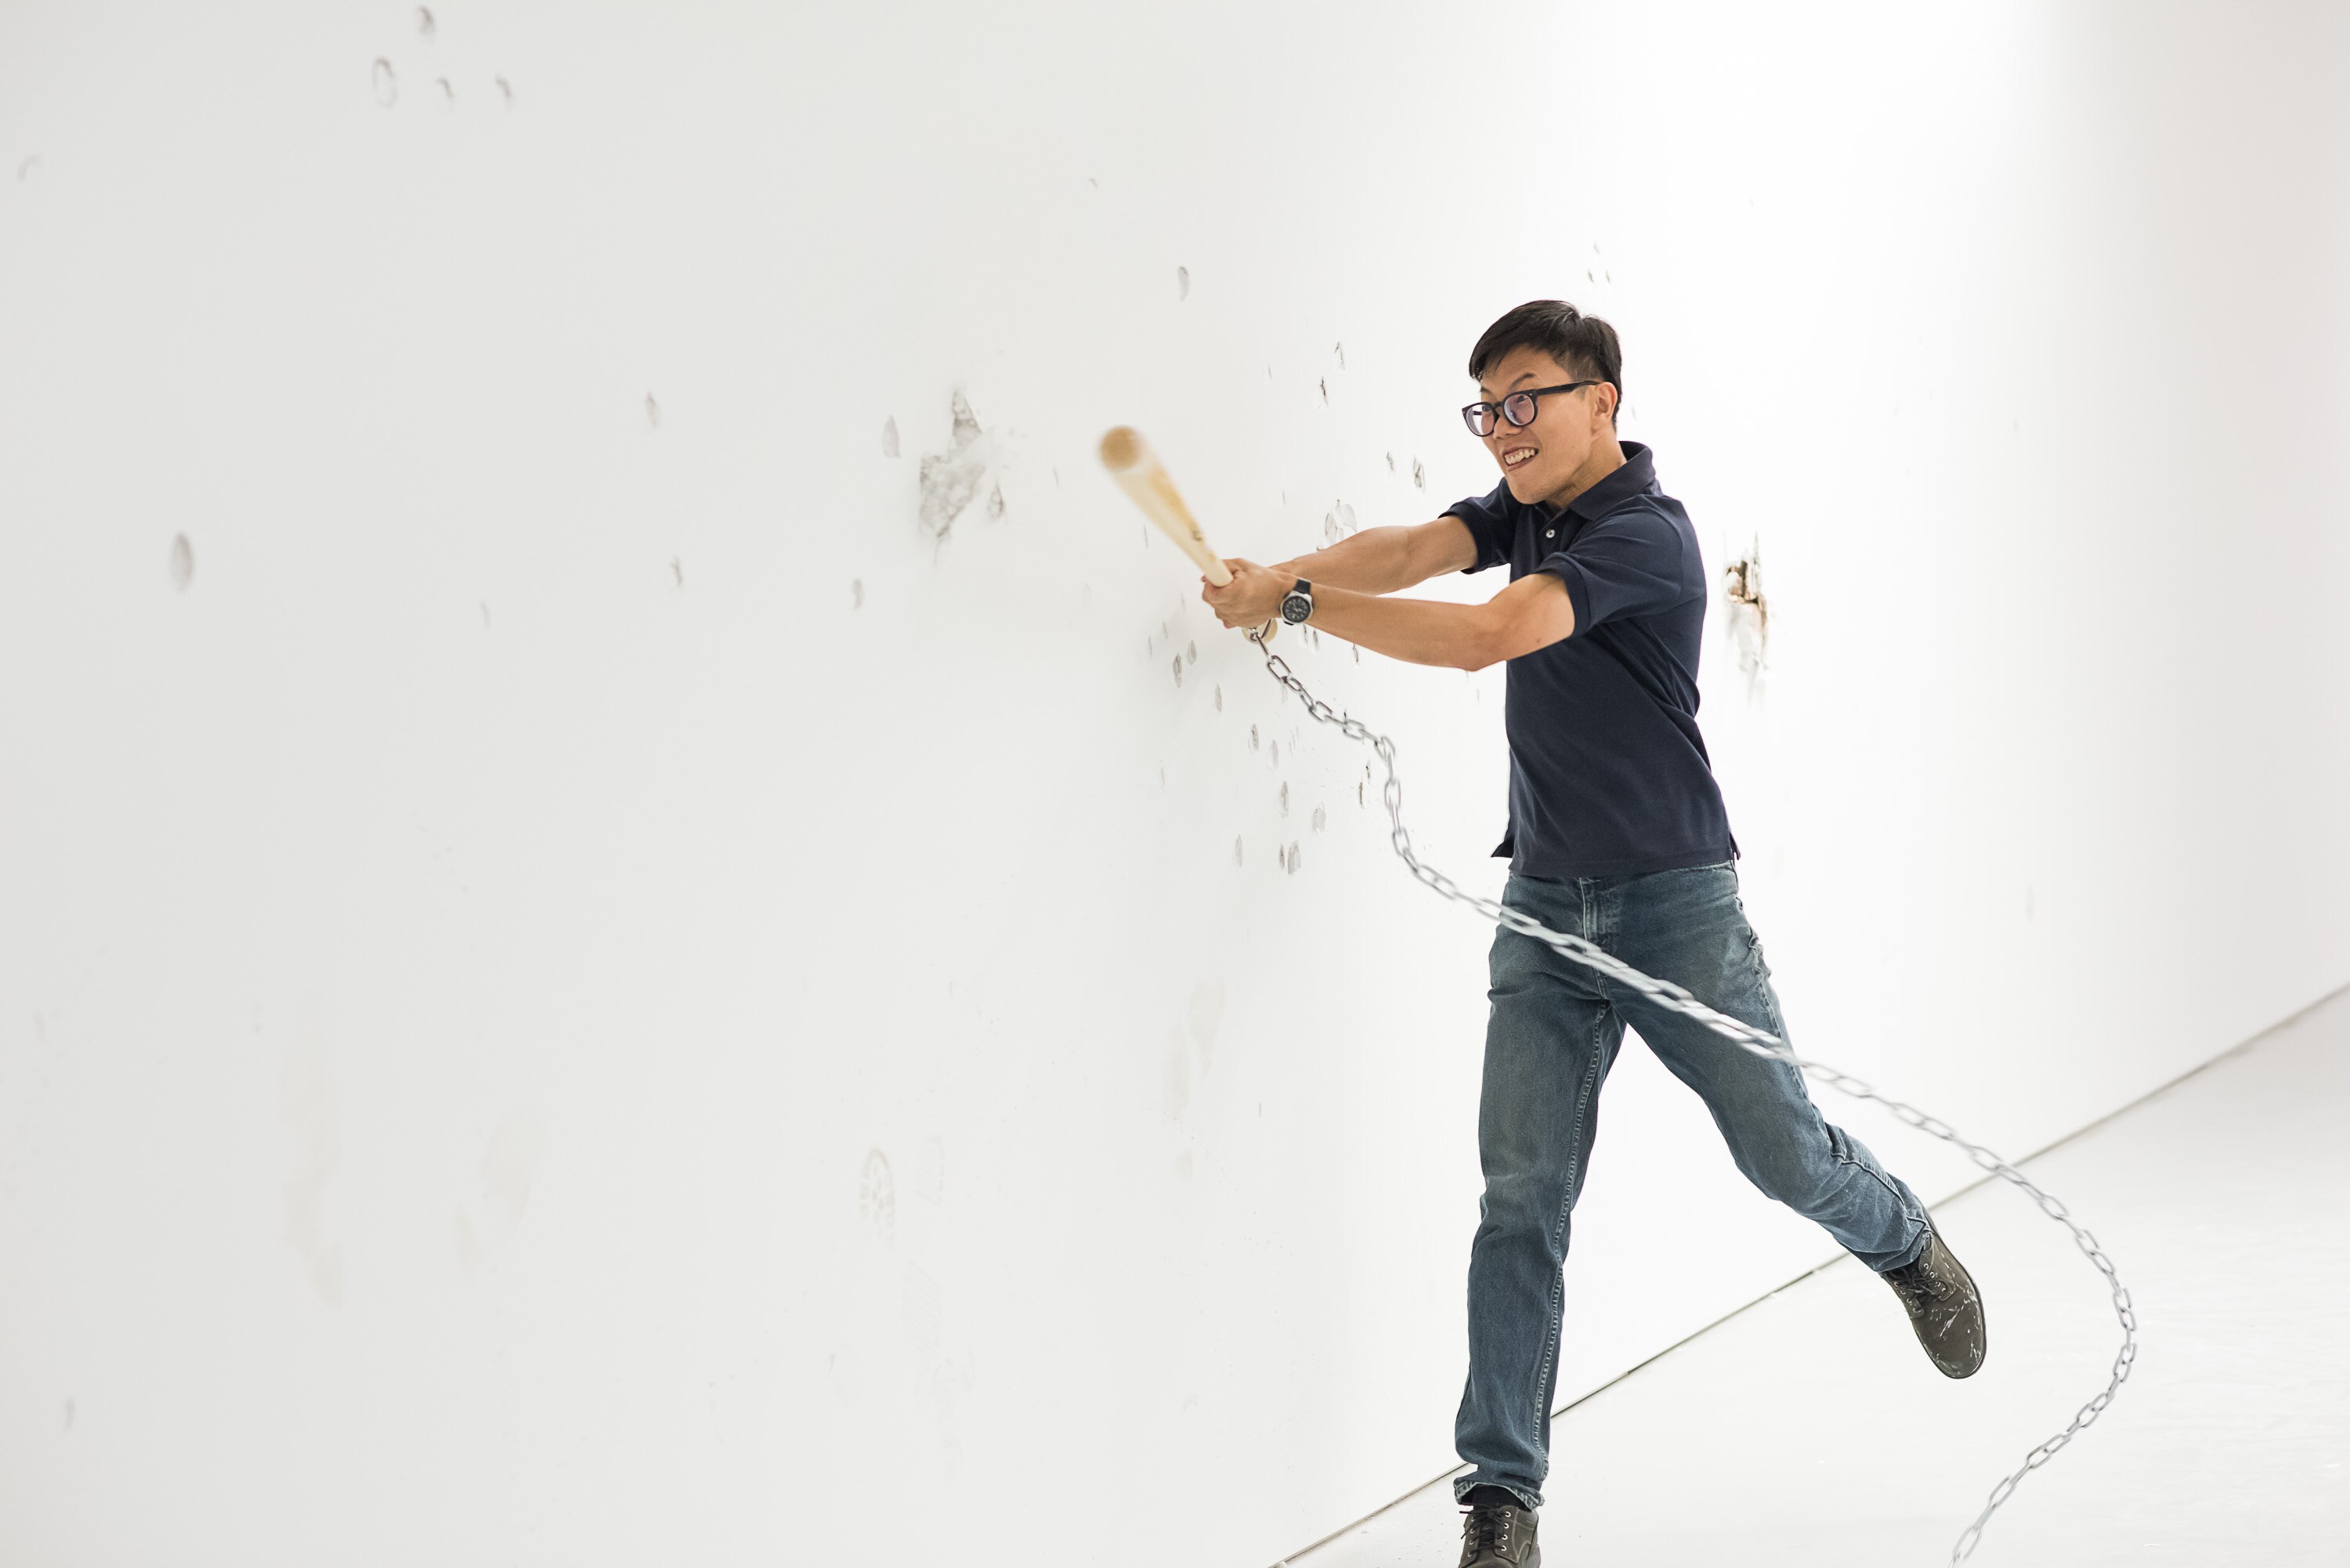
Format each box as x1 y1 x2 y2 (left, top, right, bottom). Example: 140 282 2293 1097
1465 391 1539 436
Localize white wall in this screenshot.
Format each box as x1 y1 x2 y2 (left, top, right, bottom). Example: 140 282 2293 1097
2 2 2345 1563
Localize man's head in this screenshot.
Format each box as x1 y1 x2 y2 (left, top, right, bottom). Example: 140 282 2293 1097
1465 300 1624 507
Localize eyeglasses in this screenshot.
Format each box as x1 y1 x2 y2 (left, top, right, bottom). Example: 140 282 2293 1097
1462 381 1602 437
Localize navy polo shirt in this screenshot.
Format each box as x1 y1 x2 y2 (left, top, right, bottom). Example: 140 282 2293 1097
1448 440 1737 880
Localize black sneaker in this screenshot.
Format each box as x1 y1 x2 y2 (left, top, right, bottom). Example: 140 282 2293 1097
1882 1223 1987 1378
1457 1501 1539 1567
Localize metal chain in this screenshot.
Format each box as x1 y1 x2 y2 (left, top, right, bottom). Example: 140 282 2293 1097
1247 631 2137 1564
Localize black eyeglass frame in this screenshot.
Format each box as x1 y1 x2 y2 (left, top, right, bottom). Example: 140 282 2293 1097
1462 381 1604 437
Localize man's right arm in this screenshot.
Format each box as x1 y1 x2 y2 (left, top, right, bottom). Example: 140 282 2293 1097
1270 516 1478 596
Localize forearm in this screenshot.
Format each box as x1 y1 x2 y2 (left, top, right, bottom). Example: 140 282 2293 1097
1301 585 1492 671
1271 526 1425 596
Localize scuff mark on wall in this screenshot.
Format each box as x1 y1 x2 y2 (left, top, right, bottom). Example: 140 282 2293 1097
371 59 397 107
881 417 898 457
1188 981 1224 1077
280 1042 343 1308
1722 540 1768 688
454 1111 544 1276
916 388 992 545
645 392 661 429
1412 457 1425 490
859 1150 896 1242
167 533 194 591
1162 1028 1192 1120
1177 266 1190 300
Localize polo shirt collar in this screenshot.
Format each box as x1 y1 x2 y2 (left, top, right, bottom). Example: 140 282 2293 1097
1544 440 1655 526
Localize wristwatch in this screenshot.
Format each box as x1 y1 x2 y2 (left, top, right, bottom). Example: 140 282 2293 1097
1278 577 1315 625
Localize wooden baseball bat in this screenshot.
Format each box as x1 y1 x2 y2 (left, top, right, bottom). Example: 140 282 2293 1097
1098 425 1277 641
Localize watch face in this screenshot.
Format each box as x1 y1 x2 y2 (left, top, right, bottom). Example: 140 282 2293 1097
1281 592 1311 624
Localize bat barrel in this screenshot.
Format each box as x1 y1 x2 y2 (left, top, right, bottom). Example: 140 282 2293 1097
1098 425 1233 587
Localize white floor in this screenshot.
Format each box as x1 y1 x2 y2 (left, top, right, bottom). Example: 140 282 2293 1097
1288 983 2350 1568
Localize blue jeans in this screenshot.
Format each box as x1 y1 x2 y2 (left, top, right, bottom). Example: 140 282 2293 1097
1452 862 1931 1511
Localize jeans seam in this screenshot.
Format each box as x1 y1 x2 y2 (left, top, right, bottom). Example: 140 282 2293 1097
1533 997 1607 1428
1745 934 1922 1241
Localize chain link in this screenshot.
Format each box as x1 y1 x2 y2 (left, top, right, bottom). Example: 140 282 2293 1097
1246 630 2136 1564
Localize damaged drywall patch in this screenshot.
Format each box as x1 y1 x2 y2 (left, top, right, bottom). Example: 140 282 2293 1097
917 388 992 545
1722 540 1768 687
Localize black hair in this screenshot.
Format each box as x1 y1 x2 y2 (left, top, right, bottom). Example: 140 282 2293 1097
1467 300 1622 426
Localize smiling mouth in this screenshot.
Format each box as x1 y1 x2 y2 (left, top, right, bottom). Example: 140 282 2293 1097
1503 446 1538 468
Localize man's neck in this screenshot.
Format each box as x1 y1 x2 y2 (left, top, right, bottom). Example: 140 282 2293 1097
1538 435 1628 513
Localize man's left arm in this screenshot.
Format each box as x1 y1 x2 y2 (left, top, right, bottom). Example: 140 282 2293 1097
1202 562 1574 672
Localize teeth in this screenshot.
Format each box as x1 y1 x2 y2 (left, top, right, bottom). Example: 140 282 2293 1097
1506 448 1536 466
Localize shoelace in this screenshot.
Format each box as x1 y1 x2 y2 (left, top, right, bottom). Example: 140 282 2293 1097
1887 1250 1971 1325
1460 1506 1517 1560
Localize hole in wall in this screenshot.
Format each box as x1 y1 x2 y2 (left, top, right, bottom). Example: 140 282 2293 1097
917 388 990 544
1723 541 1768 685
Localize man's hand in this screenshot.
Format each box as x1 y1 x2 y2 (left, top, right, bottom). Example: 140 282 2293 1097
1202 558 1294 629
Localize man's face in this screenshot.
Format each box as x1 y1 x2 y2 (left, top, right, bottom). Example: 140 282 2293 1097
1474 346 1612 505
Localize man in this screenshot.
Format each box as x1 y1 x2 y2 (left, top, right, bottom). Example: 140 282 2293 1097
1203 300 1986 1568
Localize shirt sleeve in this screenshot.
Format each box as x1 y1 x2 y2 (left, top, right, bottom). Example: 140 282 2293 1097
1445 482 1513 574
1533 506 1692 634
